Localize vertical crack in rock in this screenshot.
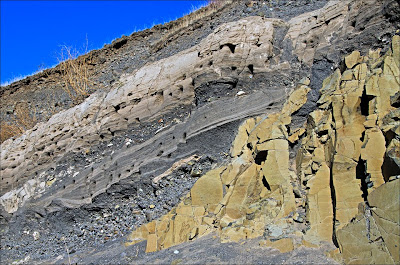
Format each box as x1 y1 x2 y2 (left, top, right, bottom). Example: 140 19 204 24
1 2 400 264
356 158 370 203
126 75 311 252
261 175 271 191
329 126 339 248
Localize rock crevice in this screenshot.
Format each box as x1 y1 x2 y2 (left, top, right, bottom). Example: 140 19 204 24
126 35 400 265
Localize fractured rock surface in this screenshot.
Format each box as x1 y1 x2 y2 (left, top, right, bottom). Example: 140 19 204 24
337 179 400 264
127 78 312 252
0 0 399 264
126 35 400 263
0 16 291 213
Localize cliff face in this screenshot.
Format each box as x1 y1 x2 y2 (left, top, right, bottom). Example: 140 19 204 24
0 0 399 264
127 35 399 264
1 0 330 143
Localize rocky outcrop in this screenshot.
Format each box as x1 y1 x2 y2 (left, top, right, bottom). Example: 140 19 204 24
2 0 328 143
1 0 399 263
301 36 400 263
126 78 311 251
2 0 399 142
126 35 400 264
0 16 291 213
2 0 399 216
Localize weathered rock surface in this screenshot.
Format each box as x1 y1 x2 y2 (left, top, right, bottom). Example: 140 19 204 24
126 34 400 263
1 0 399 264
337 179 400 264
2 0 330 142
1 16 292 214
126 80 311 251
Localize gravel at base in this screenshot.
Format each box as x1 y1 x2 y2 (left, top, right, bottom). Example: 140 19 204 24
48 233 339 265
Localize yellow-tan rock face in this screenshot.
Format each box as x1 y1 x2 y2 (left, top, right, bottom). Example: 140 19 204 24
126 35 400 263
127 80 311 251
337 179 400 264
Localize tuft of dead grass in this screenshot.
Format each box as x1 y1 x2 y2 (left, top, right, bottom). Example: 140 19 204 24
0 122 24 143
151 0 233 52
58 45 94 104
0 102 37 143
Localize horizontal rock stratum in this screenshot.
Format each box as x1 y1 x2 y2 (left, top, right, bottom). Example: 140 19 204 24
0 0 399 264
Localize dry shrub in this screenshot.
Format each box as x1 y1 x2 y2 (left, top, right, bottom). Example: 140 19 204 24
58 45 94 103
1 43 92 143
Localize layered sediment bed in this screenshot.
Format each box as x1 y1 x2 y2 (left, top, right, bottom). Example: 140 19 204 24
127 35 400 264
0 0 399 264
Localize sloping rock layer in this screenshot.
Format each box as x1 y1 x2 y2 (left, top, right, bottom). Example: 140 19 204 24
127 35 400 263
0 0 399 264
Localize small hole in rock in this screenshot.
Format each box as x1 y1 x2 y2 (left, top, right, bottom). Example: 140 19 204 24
220 43 236 53
254 150 268 165
248 64 254 75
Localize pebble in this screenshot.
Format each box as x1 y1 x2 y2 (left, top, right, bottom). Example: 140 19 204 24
174 250 179 254
33 231 40 241
2 144 214 262
236 90 246 96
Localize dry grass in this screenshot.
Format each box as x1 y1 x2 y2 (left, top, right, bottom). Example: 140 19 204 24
0 102 37 143
58 45 94 103
151 0 232 52
14 102 37 129
208 0 227 8
0 122 24 143
1 2 229 143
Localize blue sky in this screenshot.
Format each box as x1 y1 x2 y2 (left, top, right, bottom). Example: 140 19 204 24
0 1 207 85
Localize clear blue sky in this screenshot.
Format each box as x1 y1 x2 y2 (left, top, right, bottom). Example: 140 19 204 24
0 1 206 85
